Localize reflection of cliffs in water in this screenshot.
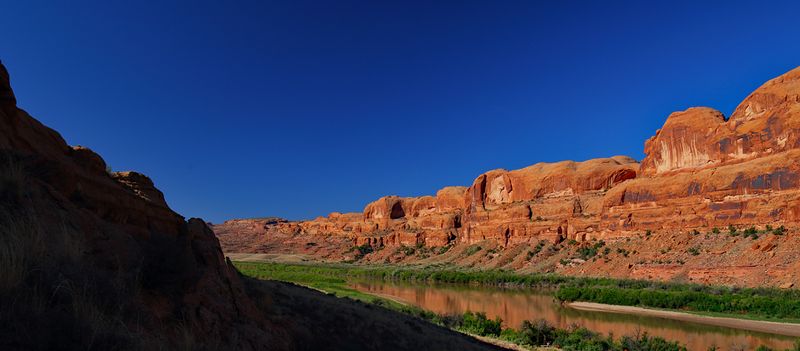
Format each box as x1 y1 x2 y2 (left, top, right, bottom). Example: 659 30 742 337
351 281 796 351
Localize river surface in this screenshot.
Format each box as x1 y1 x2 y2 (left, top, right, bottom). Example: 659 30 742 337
350 280 797 350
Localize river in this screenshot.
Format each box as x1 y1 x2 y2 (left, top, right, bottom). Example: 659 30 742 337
350 280 797 350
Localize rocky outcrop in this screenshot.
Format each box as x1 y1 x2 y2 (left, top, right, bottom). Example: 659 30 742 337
217 156 642 250
1 61 504 350
640 107 727 175
642 67 800 176
215 65 800 288
0 60 283 350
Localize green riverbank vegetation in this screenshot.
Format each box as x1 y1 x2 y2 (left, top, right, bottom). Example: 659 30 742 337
234 261 800 351
234 261 688 350
234 261 800 321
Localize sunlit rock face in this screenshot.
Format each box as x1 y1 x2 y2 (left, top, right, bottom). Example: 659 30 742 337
642 67 800 177
216 66 800 288
640 107 726 175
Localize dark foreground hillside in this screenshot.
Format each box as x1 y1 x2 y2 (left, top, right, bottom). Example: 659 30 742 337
0 60 501 351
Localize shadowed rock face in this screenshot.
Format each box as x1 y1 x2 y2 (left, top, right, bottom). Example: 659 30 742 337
0 61 501 351
0 59 280 350
216 65 800 288
0 62 15 108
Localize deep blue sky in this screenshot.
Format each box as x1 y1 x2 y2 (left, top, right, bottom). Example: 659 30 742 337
2 1 799 222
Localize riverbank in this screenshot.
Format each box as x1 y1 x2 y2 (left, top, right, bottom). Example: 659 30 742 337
568 302 800 337
233 260 691 351
229 258 800 322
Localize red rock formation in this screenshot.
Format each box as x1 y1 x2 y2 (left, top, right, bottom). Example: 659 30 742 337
214 65 800 288
0 60 537 351
0 60 285 350
217 156 641 252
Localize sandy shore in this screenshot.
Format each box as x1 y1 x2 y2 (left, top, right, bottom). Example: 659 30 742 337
568 302 800 337
227 253 311 263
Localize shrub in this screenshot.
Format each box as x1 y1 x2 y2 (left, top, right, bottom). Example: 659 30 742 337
687 246 700 256
553 325 615 350
620 331 686 351
743 226 759 239
464 245 482 256
577 246 598 260
353 244 373 259
395 245 415 256
458 311 502 337
528 241 546 258
518 319 556 346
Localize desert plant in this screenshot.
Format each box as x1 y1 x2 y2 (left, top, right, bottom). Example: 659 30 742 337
458 311 502 337
518 319 556 346
354 244 374 259
464 245 482 256
687 246 700 256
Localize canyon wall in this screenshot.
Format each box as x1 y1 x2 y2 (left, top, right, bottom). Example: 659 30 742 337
219 67 800 249
215 66 800 287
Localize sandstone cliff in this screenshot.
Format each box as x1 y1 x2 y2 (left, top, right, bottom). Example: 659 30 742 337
216 65 800 288
0 61 501 351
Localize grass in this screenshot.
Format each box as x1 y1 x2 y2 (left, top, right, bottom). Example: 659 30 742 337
235 261 400 305
0 151 206 350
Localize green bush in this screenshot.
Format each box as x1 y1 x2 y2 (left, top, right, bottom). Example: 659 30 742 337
518 319 556 345
353 244 373 259
620 332 686 351
687 246 700 256
464 245 482 256
456 311 502 337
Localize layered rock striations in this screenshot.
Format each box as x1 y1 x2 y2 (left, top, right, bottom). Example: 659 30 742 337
215 66 800 287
